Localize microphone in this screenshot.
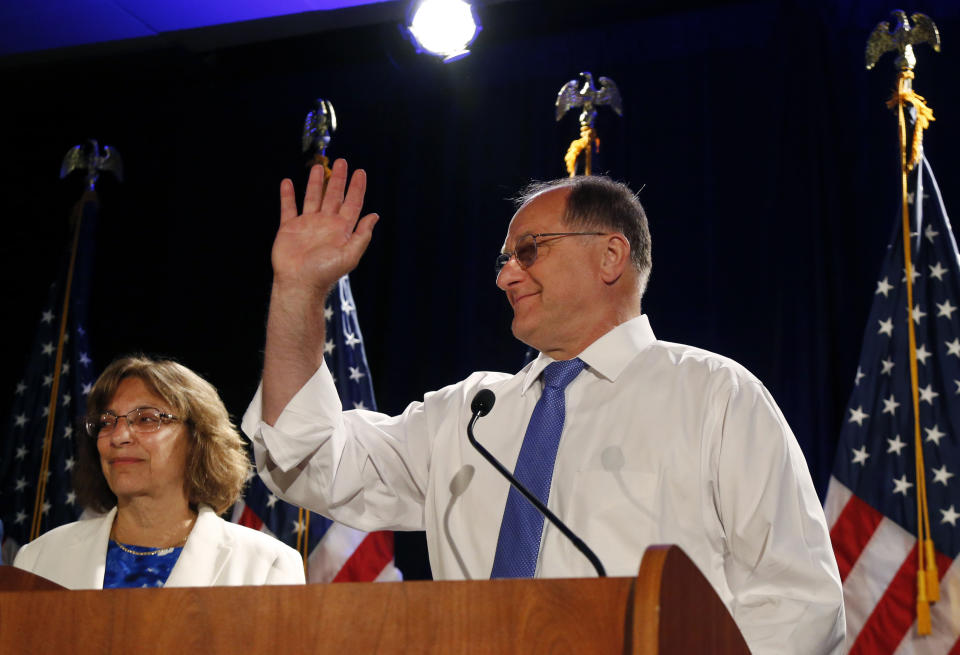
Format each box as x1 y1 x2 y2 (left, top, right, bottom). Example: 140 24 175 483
471 388 496 417
466 389 606 577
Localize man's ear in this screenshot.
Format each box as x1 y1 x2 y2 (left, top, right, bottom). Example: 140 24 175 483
599 233 631 284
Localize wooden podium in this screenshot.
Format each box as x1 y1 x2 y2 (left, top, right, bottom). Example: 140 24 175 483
0 545 748 654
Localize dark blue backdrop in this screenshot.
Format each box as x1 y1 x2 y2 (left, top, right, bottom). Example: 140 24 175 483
3 0 959 578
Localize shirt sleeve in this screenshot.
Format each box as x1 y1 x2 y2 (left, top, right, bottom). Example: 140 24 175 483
716 379 846 655
242 363 432 532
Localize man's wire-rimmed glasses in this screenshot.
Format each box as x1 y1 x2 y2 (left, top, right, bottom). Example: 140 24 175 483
86 407 183 438
495 232 607 278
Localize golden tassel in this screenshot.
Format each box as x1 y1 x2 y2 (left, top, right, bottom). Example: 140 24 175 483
886 70 935 171
917 572 932 634
893 69 937 633
564 125 597 177
307 154 333 191
925 539 940 602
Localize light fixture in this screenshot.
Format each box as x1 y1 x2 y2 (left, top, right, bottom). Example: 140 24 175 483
406 0 480 63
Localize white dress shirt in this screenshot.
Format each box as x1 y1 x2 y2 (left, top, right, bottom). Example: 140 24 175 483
245 314 844 654
13 505 305 588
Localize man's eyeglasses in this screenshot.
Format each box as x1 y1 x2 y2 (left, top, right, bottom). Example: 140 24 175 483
85 407 183 438
495 232 606 278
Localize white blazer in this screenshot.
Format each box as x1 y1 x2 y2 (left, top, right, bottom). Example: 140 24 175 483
13 505 305 589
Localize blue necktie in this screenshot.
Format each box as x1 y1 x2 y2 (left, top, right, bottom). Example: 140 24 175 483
490 358 586 578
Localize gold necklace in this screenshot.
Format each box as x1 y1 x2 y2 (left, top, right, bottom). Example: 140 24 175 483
112 539 181 557
110 518 193 556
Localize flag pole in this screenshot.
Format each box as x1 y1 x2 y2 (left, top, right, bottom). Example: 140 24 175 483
233 97 396 583
866 10 942 634
296 98 340 577
296 507 310 570
29 191 93 541
31 141 122 541
303 97 337 187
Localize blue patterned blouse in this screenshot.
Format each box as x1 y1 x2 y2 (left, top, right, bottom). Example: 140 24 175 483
103 540 183 589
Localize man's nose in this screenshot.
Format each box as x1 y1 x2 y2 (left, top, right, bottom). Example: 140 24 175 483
496 256 524 290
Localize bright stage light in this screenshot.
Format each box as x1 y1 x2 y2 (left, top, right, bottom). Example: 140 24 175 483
407 0 480 62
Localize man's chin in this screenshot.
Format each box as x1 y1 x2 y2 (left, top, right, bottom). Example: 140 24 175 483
511 319 539 350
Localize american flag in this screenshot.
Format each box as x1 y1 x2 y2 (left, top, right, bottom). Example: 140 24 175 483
825 155 960 653
0 197 99 565
232 275 401 582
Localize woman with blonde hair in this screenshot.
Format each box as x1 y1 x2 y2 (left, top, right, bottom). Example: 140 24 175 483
14 355 304 588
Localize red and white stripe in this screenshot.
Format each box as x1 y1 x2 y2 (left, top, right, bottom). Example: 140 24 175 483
825 478 960 654
232 501 402 584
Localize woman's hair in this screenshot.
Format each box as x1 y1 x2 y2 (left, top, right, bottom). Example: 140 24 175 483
75 355 250 514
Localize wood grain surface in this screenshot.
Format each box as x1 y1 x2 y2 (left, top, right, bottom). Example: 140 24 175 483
1 546 749 654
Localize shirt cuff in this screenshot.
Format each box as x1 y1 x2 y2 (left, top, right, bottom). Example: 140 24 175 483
242 364 343 472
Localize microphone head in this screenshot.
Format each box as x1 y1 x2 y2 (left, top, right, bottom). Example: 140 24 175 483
471 389 496 417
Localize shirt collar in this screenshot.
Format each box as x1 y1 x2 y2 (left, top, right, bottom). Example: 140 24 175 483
520 314 657 394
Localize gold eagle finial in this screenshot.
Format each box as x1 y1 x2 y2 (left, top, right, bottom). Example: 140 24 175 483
555 72 623 128
865 10 940 71
59 139 123 191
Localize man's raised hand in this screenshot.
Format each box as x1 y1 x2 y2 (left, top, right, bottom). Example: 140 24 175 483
272 158 379 295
